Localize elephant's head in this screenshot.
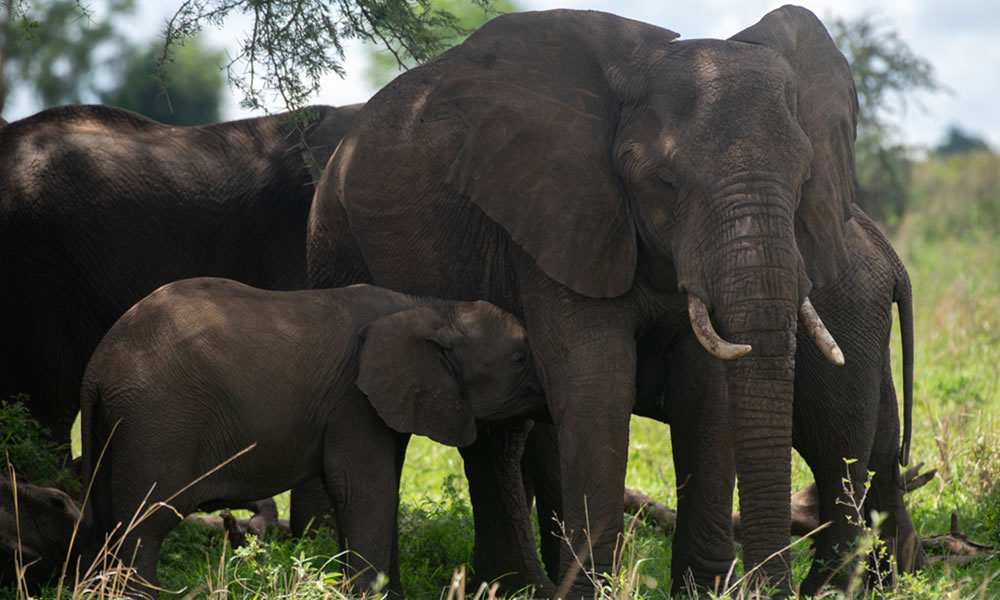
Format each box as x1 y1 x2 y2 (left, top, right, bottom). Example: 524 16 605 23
356 301 545 448
1 472 80 590
417 5 856 586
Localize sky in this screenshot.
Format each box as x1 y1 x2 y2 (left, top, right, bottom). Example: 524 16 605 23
7 1 999 151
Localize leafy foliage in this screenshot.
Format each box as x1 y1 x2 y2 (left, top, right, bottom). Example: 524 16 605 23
397 474 476 596
830 14 939 139
99 34 226 125
935 125 993 156
888 149 999 594
901 149 1000 243
161 0 501 112
0 395 76 491
363 0 517 88
829 14 943 223
0 0 135 114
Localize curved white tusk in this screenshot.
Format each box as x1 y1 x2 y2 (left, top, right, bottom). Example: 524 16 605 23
800 297 845 366
687 295 752 360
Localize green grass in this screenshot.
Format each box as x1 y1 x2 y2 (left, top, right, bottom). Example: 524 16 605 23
8 150 1000 598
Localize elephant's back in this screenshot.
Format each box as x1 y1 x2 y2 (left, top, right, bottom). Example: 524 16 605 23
86 278 359 425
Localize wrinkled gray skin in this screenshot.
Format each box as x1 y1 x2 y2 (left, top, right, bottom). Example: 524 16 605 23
307 6 859 595
0 103 361 450
79 278 545 597
0 472 80 591
634 205 922 593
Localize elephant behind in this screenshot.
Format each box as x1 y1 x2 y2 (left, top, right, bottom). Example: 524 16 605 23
79 278 546 597
635 204 921 592
0 103 361 449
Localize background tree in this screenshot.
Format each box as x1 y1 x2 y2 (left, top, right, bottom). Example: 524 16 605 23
829 14 942 223
935 125 993 157
0 0 135 115
161 0 500 113
101 34 226 125
363 0 517 88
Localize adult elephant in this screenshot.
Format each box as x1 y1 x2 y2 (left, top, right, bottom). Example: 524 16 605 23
308 6 855 595
0 103 361 448
634 204 922 593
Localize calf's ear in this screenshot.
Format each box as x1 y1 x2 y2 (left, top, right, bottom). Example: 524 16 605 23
357 306 477 447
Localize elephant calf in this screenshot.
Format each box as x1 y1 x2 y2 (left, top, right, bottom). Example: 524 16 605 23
0 471 80 591
79 278 545 597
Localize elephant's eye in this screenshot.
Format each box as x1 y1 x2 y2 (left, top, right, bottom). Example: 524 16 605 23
510 351 527 364
657 168 679 193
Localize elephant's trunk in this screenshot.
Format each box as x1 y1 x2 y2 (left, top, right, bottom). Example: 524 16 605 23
691 191 801 591
729 361 795 585
719 284 798 590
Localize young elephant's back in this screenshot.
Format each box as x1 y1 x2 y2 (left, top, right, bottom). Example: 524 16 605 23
81 278 363 496
87 277 354 398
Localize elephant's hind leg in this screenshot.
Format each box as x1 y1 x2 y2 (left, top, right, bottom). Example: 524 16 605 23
864 351 924 577
105 461 187 595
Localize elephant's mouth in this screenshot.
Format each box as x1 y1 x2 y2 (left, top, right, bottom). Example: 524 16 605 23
687 294 845 365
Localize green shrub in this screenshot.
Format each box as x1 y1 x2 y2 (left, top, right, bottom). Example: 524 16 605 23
0 395 77 492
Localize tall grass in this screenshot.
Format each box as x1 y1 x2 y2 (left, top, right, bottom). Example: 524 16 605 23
5 151 999 599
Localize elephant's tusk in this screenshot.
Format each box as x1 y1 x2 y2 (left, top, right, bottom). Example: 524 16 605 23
800 297 845 366
687 295 752 360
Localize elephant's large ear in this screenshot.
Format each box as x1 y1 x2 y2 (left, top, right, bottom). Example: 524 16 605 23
730 6 857 288
427 12 678 298
357 306 477 447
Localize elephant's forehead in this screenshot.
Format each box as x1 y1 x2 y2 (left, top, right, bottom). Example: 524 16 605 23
660 40 794 96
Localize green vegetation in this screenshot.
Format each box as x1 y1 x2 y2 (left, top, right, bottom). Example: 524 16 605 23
99 34 227 126
362 0 518 88
159 0 506 112
0 0 136 114
829 14 943 223
2 1 227 124
0 395 76 492
7 147 996 599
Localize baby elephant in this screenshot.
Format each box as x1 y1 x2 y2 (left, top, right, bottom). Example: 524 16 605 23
1 472 80 591
79 278 545 597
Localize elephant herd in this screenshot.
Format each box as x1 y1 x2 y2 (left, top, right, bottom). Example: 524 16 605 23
1 5 926 598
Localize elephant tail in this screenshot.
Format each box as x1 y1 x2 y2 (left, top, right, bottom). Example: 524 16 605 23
78 376 114 561
892 253 915 470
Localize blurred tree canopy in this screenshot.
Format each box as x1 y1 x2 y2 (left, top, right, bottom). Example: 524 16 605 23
2 0 226 124
0 0 135 114
829 14 943 223
936 125 993 157
100 35 226 125
160 0 502 112
363 0 516 88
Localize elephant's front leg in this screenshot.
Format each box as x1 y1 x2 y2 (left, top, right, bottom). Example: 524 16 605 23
461 419 554 595
665 334 737 593
324 422 406 597
519 272 640 597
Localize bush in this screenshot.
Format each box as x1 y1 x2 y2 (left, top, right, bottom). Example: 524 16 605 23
0 395 76 492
